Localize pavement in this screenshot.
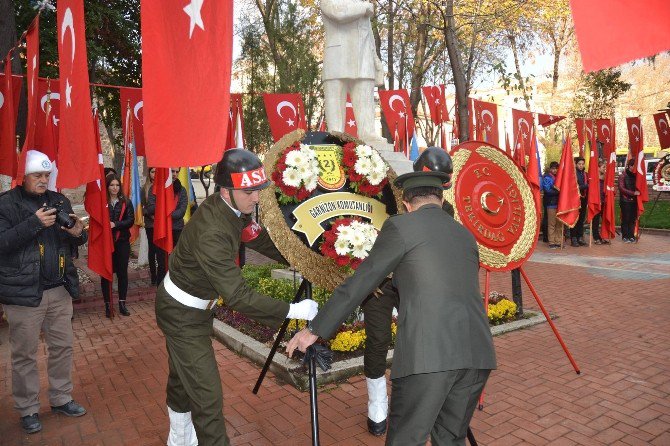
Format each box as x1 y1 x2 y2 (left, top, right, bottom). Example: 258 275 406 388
1 234 669 445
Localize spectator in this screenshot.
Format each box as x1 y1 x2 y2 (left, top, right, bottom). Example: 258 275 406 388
593 159 610 245
101 174 134 317
618 159 639 243
570 157 588 247
542 161 562 249
141 167 158 285
0 150 88 434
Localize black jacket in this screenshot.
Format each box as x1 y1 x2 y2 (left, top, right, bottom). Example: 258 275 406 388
576 169 588 198
109 198 135 242
0 187 88 307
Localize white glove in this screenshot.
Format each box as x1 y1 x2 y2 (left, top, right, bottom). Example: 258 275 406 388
287 299 319 320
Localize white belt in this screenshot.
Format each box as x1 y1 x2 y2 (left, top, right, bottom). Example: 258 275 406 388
163 272 215 310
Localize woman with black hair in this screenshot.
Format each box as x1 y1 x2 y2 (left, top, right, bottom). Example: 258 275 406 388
102 174 134 317
618 159 640 242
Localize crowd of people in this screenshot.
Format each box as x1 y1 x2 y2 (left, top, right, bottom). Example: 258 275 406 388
541 156 641 248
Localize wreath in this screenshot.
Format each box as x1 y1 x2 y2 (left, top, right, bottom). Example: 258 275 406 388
341 142 389 197
319 217 379 271
271 142 320 204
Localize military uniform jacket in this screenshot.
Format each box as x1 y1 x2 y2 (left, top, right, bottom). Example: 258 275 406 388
157 193 289 336
311 204 497 380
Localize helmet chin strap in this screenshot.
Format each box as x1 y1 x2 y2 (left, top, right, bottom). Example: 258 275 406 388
227 189 240 212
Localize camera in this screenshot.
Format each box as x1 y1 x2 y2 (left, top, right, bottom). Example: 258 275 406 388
43 201 76 229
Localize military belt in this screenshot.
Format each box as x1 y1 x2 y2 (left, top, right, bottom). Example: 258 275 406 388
163 272 215 310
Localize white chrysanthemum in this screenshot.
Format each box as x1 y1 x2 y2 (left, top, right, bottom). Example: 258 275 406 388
296 163 313 180
282 167 302 187
285 150 307 168
355 144 373 158
351 244 369 259
337 225 354 241
368 170 385 186
334 237 351 256
354 157 373 175
350 230 365 246
304 176 318 192
349 220 365 231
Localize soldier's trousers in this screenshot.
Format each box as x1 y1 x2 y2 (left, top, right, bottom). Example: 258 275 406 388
155 286 229 446
386 369 491 446
361 284 398 379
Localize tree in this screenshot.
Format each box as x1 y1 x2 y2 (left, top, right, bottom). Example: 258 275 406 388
571 69 631 119
534 0 573 95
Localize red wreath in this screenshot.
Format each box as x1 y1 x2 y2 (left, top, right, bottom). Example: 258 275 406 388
271 142 314 203
319 217 365 270
341 142 388 197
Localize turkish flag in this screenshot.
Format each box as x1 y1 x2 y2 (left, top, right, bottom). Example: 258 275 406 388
56 0 98 189
421 85 449 124
473 99 499 146
141 0 233 167
22 17 40 157
0 66 21 177
379 89 415 149
343 94 359 138
586 131 601 223
596 118 614 157
34 78 61 159
555 138 581 228
119 87 145 157
601 119 617 240
652 112 670 149
526 131 542 215
85 110 114 281
626 117 649 217
263 93 307 142
538 113 566 127
153 167 175 253
574 118 594 159
570 0 670 72
512 109 534 169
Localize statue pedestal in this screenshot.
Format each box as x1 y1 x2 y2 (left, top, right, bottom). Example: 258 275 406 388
365 138 414 175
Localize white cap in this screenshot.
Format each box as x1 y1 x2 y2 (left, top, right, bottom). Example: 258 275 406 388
24 150 53 175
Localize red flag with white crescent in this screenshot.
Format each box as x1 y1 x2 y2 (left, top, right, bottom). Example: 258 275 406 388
599 119 616 240
538 113 566 127
652 112 670 149
344 94 358 138
85 110 114 281
34 79 61 159
555 138 581 228
22 17 40 157
119 87 145 157
626 117 649 217
421 85 449 124
512 109 533 169
379 89 415 145
586 134 601 223
153 167 175 253
473 99 499 146
0 60 21 177
263 93 307 142
141 0 233 167
56 0 98 188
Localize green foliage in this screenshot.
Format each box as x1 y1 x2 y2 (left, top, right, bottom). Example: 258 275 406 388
240 263 330 307
571 69 632 119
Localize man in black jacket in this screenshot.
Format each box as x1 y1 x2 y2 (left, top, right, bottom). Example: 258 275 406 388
0 150 88 434
571 157 588 246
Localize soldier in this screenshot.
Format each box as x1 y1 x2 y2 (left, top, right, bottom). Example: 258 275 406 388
361 147 455 436
288 168 496 445
155 149 319 446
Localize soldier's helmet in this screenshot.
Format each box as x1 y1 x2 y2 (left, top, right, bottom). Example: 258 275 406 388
214 149 272 191
412 147 453 188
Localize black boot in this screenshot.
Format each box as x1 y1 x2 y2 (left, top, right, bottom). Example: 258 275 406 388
119 300 130 316
104 303 111 318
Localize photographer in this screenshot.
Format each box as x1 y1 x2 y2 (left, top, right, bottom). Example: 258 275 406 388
0 150 88 434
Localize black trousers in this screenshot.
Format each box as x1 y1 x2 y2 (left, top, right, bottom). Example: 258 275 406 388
570 197 587 240
592 212 602 241
145 227 158 282
362 280 398 379
101 239 130 303
156 229 182 285
620 201 638 239
541 204 548 242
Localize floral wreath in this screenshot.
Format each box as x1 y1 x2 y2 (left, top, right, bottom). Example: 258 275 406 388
320 217 379 271
341 142 389 197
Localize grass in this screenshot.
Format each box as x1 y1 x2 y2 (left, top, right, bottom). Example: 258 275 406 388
614 200 670 229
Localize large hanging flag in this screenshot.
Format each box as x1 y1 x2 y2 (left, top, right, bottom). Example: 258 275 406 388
473 99 499 146
512 108 533 169
22 16 40 158
141 0 233 167
85 110 114 281
526 132 542 214
0 57 20 177
555 138 581 227
263 93 307 142
652 112 670 149
586 135 601 223
538 113 566 127
153 167 174 253
56 0 98 188
626 117 649 218
119 87 145 157
35 78 61 156
120 106 143 242
344 94 358 138
379 89 415 157
574 118 594 159
421 85 449 124
600 119 616 240
570 0 670 72
43 91 59 191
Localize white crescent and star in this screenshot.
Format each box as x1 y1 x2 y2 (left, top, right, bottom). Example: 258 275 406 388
134 100 144 121
480 192 504 215
388 94 406 113
659 118 669 135
61 8 76 64
631 123 641 141
276 100 297 126
518 118 530 140
183 0 205 38
40 92 61 126
600 124 611 143
481 110 495 132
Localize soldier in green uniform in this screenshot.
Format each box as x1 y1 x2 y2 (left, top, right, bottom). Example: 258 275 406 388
288 169 496 446
361 147 455 436
155 149 319 446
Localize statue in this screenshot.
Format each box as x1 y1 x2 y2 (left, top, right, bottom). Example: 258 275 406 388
321 0 385 143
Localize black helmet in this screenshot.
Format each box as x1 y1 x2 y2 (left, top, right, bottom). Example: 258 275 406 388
413 147 452 188
214 149 271 191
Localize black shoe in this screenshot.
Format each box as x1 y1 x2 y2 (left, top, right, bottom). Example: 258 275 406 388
367 417 387 436
21 413 42 434
578 239 587 246
104 303 111 318
119 301 131 316
51 400 86 417
570 238 579 247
